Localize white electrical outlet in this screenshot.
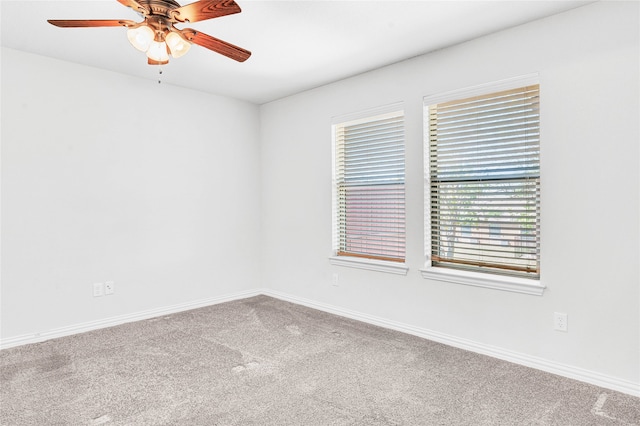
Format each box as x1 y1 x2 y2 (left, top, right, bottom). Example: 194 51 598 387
93 283 104 297
105 281 115 295
554 312 568 332
332 273 339 287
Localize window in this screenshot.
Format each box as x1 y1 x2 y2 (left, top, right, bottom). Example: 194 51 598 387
332 105 406 269
424 79 540 283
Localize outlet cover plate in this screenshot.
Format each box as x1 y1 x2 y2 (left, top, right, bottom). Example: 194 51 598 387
93 282 104 297
332 273 339 287
554 312 568 332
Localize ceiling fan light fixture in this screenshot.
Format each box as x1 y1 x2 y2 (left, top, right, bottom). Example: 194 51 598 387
165 31 191 58
147 40 170 62
126 25 154 52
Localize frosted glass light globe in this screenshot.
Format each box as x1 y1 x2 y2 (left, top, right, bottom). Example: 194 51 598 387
147 40 170 62
127 26 154 52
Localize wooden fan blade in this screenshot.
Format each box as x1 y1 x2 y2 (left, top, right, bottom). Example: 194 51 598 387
116 0 149 14
171 0 241 23
182 29 251 62
148 58 169 65
48 19 136 28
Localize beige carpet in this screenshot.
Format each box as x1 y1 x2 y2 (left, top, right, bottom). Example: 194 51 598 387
1 295 639 425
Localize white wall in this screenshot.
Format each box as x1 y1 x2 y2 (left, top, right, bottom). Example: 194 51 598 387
260 1 639 391
1 48 261 339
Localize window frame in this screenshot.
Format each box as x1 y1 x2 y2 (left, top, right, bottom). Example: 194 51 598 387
421 75 545 295
330 103 409 275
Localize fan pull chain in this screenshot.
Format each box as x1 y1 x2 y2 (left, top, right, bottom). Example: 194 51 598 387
158 67 163 84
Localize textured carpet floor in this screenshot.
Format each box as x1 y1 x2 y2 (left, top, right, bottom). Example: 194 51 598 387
1 295 639 425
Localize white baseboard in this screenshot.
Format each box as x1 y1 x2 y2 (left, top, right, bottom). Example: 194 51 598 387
262 289 640 398
2 287 638 398
0 289 262 350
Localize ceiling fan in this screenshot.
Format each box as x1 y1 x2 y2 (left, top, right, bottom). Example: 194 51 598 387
47 0 251 65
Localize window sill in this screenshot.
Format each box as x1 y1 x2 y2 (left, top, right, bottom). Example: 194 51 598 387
330 256 409 275
420 266 545 296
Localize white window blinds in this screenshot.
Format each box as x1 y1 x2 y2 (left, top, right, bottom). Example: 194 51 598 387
334 110 405 262
426 84 540 278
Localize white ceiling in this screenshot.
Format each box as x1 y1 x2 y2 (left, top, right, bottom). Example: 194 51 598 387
1 0 593 104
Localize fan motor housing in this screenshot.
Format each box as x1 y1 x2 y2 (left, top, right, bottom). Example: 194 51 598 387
139 0 182 18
